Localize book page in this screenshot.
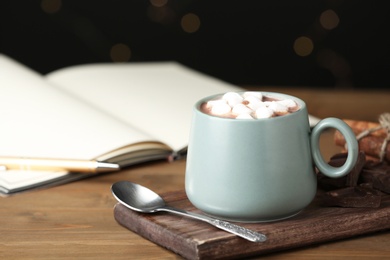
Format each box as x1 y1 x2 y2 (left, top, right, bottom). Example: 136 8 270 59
45 62 243 152
0 54 158 161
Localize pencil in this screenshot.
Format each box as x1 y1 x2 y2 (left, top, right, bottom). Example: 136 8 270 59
0 157 120 173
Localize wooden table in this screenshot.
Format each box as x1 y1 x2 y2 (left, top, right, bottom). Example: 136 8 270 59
1 87 390 259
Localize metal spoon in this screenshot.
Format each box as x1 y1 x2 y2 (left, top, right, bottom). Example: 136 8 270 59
111 180 267 242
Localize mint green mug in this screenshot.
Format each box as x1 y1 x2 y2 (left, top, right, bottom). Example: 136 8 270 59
185 92 358 222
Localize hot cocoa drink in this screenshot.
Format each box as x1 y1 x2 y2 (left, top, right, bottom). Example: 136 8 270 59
187 91 358 222
200 92 300 119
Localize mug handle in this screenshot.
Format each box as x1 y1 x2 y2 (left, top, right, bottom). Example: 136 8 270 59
310 118 358 178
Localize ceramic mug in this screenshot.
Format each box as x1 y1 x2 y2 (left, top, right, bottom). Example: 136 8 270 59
185 92 358 222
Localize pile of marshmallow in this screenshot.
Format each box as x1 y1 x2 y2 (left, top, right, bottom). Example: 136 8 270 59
205 92 298 119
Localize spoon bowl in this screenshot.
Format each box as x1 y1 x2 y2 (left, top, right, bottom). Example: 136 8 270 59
112 180 164 213
111 180 267 242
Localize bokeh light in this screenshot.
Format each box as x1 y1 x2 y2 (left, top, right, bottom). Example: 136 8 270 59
147 4 175 24
181 13 200 33
110 43 131 62
41 0 62 14
293 36 314 57
150 0 168 8
319 9 340 30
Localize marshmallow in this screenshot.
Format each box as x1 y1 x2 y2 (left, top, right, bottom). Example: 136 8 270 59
244 95 264 110
205 100 220 109
236 113 254 119
263 101 273 107
208 100 231 115
277 99 297 108
255 106 274 119
243 91 263 100
222 92 243 107
268 102 288 114
232 103 253 115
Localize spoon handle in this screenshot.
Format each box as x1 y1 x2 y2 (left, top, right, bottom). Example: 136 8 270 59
209 219 267 242
161 206 267 242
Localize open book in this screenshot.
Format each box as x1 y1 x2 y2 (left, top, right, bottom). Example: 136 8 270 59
0 54 320 195
0 54 244 195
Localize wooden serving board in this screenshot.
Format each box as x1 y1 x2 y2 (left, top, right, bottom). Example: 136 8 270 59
113 190 390 260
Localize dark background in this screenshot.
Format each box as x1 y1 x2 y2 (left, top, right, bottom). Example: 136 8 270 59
1 0 390 89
